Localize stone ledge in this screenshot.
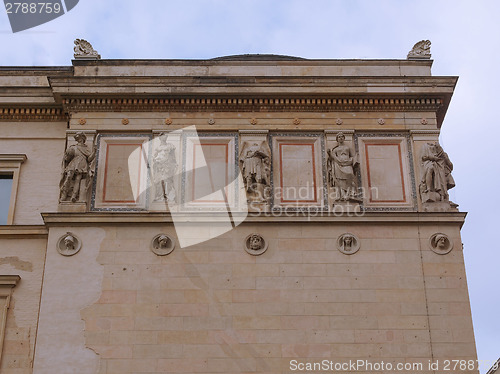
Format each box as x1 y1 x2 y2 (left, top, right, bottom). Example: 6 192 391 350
0 225 48 238
40 211 467 226
0 275 20 288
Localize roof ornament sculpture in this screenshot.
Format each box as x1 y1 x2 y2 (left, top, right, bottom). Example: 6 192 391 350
73 39 101 60
407 40 431 59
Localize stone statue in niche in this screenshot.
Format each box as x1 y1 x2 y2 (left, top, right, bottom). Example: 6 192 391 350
239 140 271 204
419 142 456 208
327 132 360 202
59 132 96 203
153 133 177 202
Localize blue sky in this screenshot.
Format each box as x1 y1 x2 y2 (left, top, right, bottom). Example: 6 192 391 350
1 0 499 371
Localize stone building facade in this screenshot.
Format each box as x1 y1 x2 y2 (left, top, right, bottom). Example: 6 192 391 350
0 41 478 373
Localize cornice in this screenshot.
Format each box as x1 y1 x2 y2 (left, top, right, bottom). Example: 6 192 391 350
41 211 467 227
409 130 441 135
0 154 27 163
0 275 20 288
239 129 269 135
0 225 48 238
71 58 433 67
49 76 457 97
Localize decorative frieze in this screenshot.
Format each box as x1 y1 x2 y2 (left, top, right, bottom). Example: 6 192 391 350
61 97 443 113
77 128 459 214
0 107 66 121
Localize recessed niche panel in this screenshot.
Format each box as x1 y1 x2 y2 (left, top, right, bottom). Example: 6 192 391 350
94 136 150 210
272 136 324 207
358 136 414 208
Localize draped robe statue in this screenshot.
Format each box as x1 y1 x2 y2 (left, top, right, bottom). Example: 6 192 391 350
153 135 177 202
327 132 360 201
239 141 271 203
419 142 455 203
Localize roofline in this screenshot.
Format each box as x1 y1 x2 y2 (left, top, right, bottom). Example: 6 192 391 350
69 58 433 67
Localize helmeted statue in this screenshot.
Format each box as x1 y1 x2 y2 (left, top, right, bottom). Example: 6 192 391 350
59 132 96 202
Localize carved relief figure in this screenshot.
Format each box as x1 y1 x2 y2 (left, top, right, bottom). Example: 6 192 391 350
435 234 448 250
153 134 177 202
157 234 170 250
239 141 271 203
342 234 354 252
327 133 360 201
73 39 101 59
249 234 263 251
419 142 455 203
407 40 431 59
59 132 96 203
63 234 76 251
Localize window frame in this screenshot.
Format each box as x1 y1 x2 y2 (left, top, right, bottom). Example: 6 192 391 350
0 275 20 366
0 155 26 225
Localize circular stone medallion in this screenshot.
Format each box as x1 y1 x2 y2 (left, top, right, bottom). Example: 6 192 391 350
56 232 82 256
244 234 268 256
336 233 360 255
429 233 453 255
151 234 176 256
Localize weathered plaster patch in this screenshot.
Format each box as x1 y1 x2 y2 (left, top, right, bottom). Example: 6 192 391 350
0 256 33 272
32 227 105 374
